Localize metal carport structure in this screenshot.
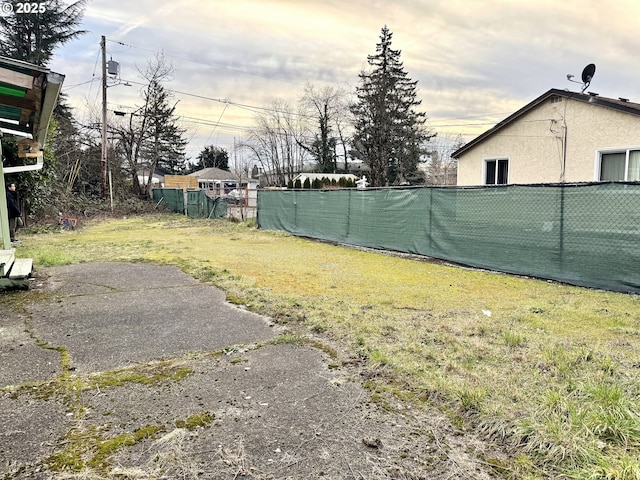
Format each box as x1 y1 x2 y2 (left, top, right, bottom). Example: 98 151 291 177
0 55 64 283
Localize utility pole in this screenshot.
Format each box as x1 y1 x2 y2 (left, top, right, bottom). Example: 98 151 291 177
100 35 108 200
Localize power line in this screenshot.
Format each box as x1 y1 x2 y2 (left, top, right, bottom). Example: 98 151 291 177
180 116 253 132
104 103 252 132
202 102 229 147
70 74 504 134
103 77 315 121
62 78 99 91
67 53 505 148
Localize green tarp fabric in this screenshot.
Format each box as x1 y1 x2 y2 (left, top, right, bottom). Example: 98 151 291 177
152 189 227 219
257 183 640 294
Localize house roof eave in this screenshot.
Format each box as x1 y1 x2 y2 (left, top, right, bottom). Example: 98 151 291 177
452 88 640 158
188 167 241 182
0 55 65 173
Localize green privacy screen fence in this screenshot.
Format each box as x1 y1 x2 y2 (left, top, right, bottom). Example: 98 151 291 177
152 189 228 219
257 182 640 294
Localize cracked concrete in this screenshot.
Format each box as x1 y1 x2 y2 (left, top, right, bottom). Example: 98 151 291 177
1 262 494 479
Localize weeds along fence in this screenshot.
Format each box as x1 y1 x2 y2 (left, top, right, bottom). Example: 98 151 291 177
152 189 228 219
257 182 640 294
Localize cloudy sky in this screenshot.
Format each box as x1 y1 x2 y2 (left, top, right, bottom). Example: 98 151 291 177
49 0 640 162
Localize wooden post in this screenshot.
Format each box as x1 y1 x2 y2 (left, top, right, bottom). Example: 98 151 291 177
0 139 12 250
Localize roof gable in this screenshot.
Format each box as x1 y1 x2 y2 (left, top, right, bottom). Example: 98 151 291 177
453 89 640 158
188 167 240 181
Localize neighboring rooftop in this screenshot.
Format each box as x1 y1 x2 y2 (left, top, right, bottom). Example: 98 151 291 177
188 167 241 182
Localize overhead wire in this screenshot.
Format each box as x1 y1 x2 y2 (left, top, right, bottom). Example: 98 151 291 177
72 38 512 154
202 101 229 147
62 78 99 91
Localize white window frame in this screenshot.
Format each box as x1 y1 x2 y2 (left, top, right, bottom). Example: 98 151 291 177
595 146 640 181
483 157 509 185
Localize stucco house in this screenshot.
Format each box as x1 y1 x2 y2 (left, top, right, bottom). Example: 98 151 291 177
453 88 640 186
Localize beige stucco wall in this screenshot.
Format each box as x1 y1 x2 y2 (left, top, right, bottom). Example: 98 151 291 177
456 96 640 185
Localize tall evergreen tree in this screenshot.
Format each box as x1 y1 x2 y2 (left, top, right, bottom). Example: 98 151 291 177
0 0 88 66
350 26 433 186
193 146 229 171
141 79 187 196
144 79 187 173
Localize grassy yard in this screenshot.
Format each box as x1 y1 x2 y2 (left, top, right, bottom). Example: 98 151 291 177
14 214 640 479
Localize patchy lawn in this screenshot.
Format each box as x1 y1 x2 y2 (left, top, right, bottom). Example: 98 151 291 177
18 214 640 479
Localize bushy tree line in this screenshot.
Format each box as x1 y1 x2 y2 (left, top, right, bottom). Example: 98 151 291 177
286 176 356 189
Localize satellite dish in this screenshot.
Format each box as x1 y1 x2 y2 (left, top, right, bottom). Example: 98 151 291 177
580 63 596 93
581 64 596 83
566 63 596 93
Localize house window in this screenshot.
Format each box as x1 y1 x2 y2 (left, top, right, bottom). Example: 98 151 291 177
550 96 562 104
485 158 509 185
600 149 640 181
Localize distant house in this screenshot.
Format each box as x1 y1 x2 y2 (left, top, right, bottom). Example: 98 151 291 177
137 170 164 188
188 167 258 205
188 167 243 194
453 88 640 186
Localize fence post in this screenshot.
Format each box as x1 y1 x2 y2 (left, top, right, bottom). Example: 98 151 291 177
428 187 433 255
559 184 565 275
183 189 188 216
346 189 352 239
293 189 297 230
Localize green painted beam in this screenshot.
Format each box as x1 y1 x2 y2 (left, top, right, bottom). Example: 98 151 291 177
0 82 26 97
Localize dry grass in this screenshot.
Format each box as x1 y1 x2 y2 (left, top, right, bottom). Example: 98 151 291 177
17 214 640 479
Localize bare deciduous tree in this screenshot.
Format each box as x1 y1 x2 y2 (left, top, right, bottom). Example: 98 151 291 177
111 54 187 197
425 134 462 185
299 83 351 173
242 100 308 186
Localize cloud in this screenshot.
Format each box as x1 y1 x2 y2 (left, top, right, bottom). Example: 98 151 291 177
48 0 640 159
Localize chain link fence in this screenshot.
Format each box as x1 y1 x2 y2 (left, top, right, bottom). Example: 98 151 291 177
152 189 228 219
257 182 640 293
